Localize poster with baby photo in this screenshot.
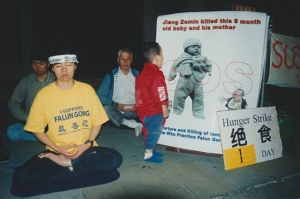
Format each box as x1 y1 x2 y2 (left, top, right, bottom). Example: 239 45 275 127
157 11 269 154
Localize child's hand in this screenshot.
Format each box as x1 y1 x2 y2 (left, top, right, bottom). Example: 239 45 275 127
162 105 169 118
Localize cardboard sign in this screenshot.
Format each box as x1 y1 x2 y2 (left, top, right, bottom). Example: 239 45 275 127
217 107 282 170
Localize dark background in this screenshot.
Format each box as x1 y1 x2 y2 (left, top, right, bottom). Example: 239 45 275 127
31 0 144 79
1 0 300 80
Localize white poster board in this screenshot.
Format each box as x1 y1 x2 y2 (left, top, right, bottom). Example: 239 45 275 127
217 107 282 170
157 11 269 154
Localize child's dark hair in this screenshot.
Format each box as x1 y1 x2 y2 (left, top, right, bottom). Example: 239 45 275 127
142 41 160 63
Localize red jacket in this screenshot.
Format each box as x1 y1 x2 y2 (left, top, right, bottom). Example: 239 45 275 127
136 63 168 116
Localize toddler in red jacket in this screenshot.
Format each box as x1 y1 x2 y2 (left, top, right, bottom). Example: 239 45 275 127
135 41 169 163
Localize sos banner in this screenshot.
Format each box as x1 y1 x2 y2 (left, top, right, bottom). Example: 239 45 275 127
217 107 282 170
156 11 269 154
267 33 300 88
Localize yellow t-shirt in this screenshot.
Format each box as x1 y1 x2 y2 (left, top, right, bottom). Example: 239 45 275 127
24 81 108 151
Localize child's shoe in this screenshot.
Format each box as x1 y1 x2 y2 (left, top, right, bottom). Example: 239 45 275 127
153 150 164 157
145 156 163 163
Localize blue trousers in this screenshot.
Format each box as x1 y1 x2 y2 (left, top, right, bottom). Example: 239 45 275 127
7 123 38 142
139 114 165 150
103 105 138 126
11 147 122 197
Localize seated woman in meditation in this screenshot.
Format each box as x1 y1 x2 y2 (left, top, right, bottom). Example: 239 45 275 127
10 49 123 197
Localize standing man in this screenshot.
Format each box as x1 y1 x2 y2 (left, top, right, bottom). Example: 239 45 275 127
97 48 142 136
7 50 55 142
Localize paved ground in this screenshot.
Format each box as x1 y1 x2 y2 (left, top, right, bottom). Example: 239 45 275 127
1 122 300 199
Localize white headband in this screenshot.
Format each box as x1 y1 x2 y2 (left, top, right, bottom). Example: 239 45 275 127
48 54 79 64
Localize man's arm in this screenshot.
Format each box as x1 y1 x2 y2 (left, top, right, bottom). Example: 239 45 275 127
8 80 28 121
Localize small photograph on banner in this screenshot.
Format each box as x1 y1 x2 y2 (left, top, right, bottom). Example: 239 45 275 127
217 107 282 170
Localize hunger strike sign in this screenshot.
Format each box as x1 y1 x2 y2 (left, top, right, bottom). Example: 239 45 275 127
217 107 282 170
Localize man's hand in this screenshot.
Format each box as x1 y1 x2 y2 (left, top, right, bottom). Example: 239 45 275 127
117 104 136 112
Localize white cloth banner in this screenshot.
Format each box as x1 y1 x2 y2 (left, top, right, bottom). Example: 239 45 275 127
156 11 269 154
217 107 282 170
267 33 300 88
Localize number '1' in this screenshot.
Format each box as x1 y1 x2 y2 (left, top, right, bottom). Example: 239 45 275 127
238 148 243 163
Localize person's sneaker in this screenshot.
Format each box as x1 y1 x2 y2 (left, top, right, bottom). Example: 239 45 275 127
135 125 142 137
0 147 10 163
153 150 164 157
144 155 163 163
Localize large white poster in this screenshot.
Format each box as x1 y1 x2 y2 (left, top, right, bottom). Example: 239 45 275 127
157 11 269 154
267 33 300 88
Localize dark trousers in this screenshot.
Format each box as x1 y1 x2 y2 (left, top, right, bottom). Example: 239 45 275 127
11 146 123 197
